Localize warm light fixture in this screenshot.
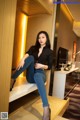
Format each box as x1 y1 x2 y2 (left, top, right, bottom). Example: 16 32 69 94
76 51 80 55
72 41 77 61
49 0 53 3
20 14 28 59
20 14 28 77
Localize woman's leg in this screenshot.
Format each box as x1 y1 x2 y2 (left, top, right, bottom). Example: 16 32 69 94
26 61 35 83
34 71 49 107
12 56 34 81
34 70 51 120
10 56 35 90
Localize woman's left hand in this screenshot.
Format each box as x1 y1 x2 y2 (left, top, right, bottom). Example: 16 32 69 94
35 63 43 69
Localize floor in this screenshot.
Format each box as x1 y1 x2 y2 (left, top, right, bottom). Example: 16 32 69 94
9 91 39 114
63 82 80 120
9 96 69 120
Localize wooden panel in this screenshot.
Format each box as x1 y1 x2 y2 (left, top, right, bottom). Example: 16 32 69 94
0 0 17 112
12 11 28 68
54 116 69 120
26 13 54 50
9 96 69 120
17 0 53 15
32 96 69 120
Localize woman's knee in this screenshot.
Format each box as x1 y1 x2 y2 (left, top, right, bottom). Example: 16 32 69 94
29 55 34 60
25 55 34 62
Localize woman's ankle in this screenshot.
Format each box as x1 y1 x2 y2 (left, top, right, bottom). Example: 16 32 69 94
43 106 50 111
43 106 51 120
10 79 16 91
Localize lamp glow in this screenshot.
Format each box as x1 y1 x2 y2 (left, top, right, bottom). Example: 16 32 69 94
20 14 28 59
76 51 80 55
20 14 28 77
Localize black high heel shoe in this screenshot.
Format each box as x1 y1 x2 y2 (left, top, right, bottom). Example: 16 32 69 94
10 79 16 91
43 107 51 120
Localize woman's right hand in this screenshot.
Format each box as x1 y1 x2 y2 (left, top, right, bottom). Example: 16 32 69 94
16 58 25 70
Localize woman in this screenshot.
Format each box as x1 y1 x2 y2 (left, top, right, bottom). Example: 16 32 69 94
10 31 53 120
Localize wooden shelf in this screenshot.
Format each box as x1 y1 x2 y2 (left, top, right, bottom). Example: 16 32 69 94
9 96 69 120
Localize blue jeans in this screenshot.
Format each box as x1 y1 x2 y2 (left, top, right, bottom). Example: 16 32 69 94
12 55 49 107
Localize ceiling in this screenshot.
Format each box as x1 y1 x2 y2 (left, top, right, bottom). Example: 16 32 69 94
17 0 80 21
65 0 80 21
17 0 80 37
64 0 80 37
17 0 53 16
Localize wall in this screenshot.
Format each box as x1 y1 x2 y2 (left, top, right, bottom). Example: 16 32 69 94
57 5 78 61
0 0 17 112
77 38 80 52
26 13 54 51
12 10 28 69
76 38 80 61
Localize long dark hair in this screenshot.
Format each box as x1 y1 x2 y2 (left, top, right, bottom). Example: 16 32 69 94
35 31 51 49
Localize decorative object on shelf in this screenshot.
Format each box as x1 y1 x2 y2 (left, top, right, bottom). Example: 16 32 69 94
60 63 65 71
64 63 72 71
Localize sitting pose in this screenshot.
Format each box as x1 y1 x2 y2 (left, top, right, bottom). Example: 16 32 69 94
10 31 53 120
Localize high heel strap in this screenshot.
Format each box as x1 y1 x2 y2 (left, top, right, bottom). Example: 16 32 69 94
42 107 51 120
49 108 51 120
10 79 16 91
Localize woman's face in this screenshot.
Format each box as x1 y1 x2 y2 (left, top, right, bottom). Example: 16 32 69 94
38 33 47 46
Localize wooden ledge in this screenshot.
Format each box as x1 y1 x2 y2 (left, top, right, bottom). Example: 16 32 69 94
32 96 69 120
9 76 47 103
54 116 69 120
9 96 69 120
